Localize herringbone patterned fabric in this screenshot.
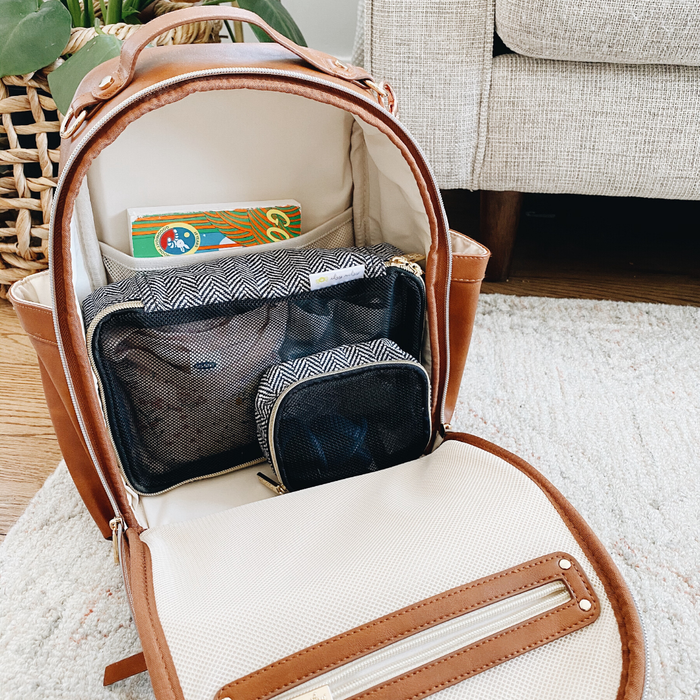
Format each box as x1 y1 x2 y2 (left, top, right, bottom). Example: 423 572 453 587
255 338 414 461
82 244 400 324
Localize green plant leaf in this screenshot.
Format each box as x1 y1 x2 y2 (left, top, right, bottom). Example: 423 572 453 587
240 0 306 46
233 0 306 47
82 0 95 30
0 0 72 77
105 0 121 25
121 0 147 24
64 0 82 27
47 33 121 114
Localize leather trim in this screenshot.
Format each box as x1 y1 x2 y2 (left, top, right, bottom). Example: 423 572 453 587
71 7 373 116
52 68 450 522
444 231 490 425
59 44 384 169
444 433 646 700
215 553 599 700
103 652 147 686
127 529 185 700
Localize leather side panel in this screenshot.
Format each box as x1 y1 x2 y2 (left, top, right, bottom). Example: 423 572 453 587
444 433 646 700
8 287 113 537
444 231 490 425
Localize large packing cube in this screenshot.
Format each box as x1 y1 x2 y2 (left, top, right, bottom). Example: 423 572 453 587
8 8 646 700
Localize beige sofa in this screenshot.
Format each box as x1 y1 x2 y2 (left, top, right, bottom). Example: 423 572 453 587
356 0 700 278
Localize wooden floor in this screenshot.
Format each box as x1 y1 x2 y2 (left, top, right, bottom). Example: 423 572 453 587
445 191 700 306
0 192 698 540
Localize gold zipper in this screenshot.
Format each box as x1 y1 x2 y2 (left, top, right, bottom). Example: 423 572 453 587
257 472 289 495
384 254 425 277
86 300 267 496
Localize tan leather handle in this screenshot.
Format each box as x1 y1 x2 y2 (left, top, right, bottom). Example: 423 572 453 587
94 7 372 103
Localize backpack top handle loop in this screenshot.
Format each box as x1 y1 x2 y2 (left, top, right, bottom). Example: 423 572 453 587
61 6 378 139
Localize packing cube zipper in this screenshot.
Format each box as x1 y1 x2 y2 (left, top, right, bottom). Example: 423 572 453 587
83 246 426 495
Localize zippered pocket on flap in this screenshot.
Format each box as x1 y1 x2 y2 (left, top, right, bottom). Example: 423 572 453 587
215 552 600 700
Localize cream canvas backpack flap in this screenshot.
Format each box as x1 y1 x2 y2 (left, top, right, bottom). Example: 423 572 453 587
9 8 645 700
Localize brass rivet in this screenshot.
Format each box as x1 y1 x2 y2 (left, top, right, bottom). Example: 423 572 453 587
579 599 592 612
99 75 114 89
559 558 572 570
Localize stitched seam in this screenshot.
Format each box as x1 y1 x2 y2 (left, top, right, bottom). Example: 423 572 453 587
445 435 636 700
451 278 482 283
353 601 597 700
24 333 58 346
15 305 53 317
219 555 564 697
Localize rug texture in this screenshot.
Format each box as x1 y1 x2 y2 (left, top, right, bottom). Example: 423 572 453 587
1 294 698 699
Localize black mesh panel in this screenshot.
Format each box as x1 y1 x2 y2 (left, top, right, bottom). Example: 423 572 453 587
273 363 431 492
92 268 424 494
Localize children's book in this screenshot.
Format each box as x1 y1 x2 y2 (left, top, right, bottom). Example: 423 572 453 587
128 200 302 257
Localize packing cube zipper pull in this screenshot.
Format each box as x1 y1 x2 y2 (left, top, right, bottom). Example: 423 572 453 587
257 472 288 495
385 254 425 277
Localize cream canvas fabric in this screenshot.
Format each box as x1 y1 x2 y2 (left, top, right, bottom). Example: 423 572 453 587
142 440 623 700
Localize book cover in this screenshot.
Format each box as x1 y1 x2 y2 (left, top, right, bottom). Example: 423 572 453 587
128 200 302 258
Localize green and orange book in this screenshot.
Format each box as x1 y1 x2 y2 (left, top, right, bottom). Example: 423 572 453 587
128 200 302 258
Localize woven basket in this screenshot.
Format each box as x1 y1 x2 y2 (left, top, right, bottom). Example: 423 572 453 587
0 0 222 295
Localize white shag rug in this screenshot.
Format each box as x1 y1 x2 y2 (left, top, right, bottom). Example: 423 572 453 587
1 294 698 699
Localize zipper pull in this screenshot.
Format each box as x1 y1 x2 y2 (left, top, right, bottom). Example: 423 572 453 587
385 254 425 277
257 472 288 495
109 517 122 564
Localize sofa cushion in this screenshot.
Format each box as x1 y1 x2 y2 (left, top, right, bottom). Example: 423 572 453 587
478 55 700 199
496 0 700 66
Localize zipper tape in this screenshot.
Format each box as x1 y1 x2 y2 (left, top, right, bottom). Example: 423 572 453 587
215 552 600 700
284 581 571 700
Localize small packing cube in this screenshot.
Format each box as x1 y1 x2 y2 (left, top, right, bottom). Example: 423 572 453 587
254 338 431 493
7 8 645 700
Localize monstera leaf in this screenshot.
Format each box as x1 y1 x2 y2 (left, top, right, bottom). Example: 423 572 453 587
0 0 72 77
48 34 122 114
